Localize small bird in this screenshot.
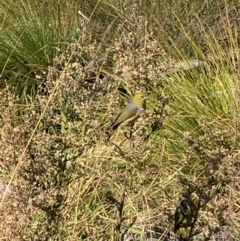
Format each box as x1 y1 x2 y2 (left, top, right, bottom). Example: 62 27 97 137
111 91 147 130
174 196 196 241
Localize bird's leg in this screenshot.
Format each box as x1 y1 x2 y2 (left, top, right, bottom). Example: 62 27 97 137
123 130 130 140
129 126 133 139
123 126 132 140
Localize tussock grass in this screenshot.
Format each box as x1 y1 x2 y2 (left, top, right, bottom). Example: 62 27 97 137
0 0 80 98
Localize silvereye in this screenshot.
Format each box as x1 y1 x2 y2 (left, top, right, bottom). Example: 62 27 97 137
174 196 196 240
111 91 147 130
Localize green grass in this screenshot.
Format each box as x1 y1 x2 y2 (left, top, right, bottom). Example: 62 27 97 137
0 0 80 98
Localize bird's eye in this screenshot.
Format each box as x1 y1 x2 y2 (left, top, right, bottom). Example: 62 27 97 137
139 95 143 98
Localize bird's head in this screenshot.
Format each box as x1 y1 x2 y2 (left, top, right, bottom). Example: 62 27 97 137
131 91 147 108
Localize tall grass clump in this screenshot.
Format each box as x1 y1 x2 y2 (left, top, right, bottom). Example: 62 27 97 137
0 0 81 99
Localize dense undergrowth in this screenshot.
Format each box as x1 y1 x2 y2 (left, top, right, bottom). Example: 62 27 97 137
1 0 240 240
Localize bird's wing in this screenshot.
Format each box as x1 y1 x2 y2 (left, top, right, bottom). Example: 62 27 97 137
111 107 137 130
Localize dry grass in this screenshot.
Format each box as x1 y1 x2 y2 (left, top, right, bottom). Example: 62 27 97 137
1 2 240 241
